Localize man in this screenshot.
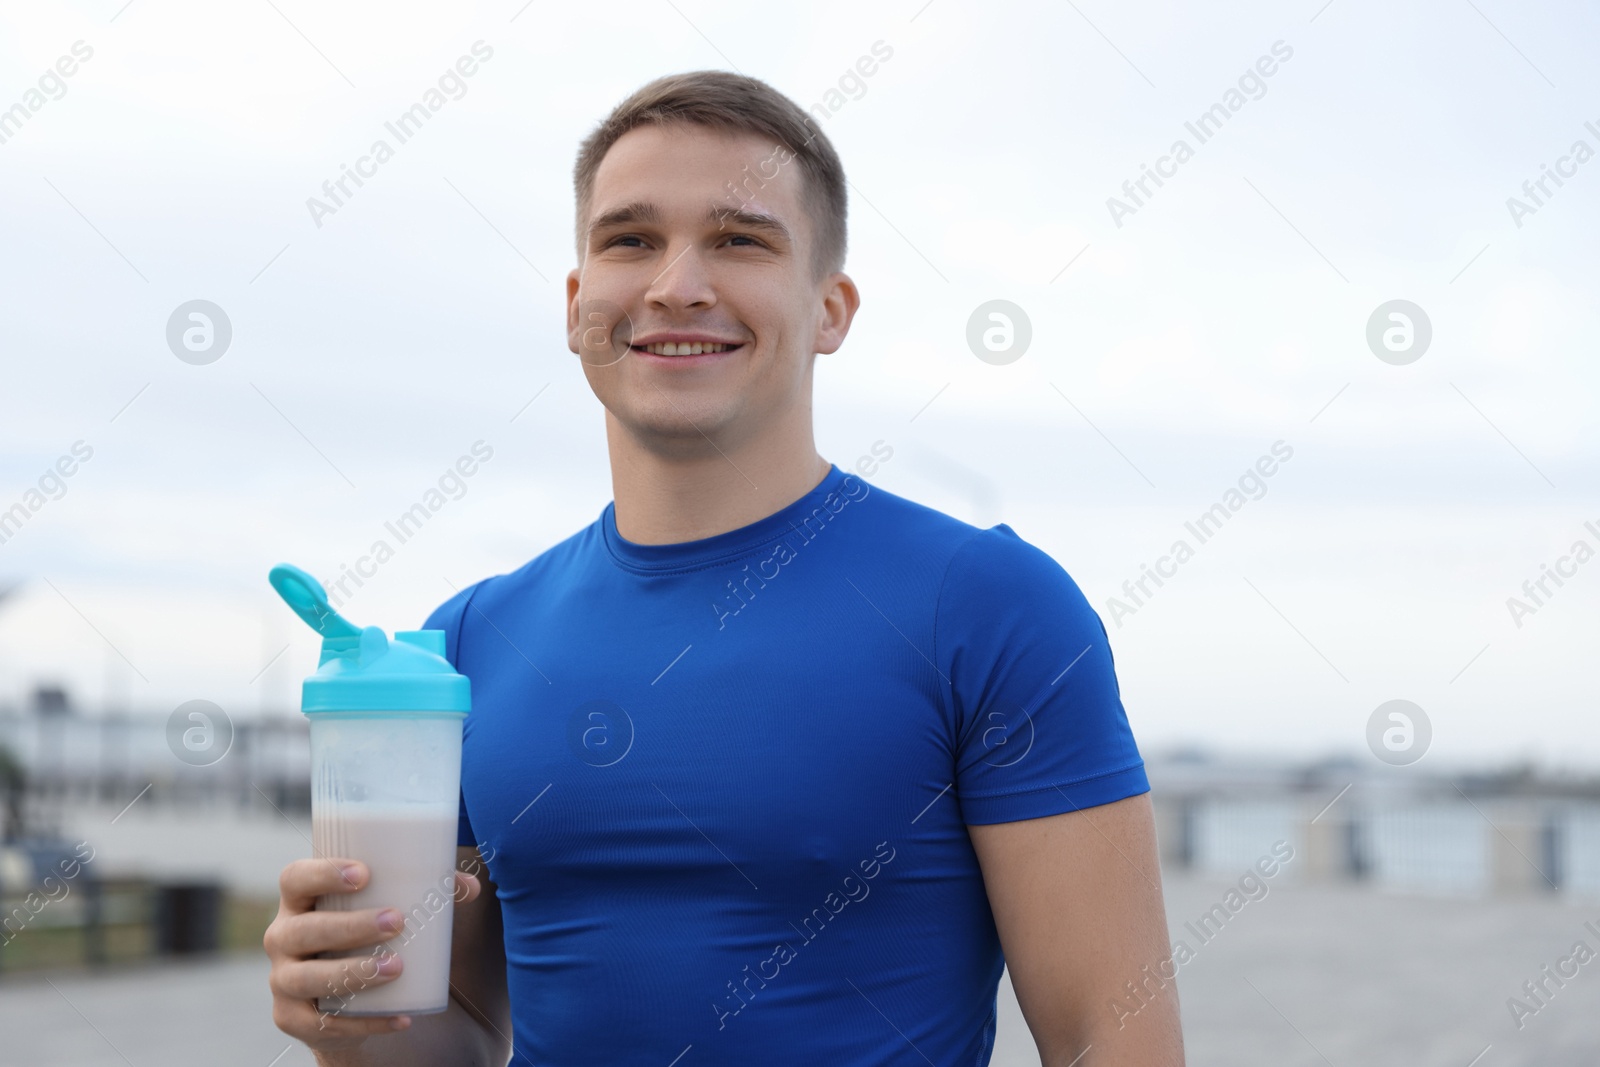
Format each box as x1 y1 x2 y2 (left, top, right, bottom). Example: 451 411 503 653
266 70 1184 1066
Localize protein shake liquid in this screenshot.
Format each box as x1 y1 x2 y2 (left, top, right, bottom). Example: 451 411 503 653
270 563 470 1017
311 803 459 1014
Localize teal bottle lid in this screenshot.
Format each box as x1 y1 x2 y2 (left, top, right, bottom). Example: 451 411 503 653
268 563 469 715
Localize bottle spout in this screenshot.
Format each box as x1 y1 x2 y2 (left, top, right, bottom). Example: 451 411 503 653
268 563 362 640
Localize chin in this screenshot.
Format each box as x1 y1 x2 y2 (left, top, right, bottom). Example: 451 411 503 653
619 397 739 442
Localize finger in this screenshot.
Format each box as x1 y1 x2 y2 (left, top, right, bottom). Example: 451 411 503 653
270 953 403 1001
274 998 412 1042
453 871 481 904
269 907 406 959
278 857 367 912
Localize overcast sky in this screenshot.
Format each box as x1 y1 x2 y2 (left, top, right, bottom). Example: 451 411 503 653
1 0 1596 769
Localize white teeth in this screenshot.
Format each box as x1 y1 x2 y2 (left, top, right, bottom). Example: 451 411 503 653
643 342 735 356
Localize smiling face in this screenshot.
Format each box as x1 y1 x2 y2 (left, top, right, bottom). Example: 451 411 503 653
567 123 857 455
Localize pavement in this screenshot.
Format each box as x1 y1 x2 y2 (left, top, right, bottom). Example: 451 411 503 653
4 873 1598 1066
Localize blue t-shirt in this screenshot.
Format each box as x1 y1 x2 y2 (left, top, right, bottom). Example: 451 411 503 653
422 463 1147 1065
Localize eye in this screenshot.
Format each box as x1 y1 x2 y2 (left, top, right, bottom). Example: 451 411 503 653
605 235 646 248
724 234 764 247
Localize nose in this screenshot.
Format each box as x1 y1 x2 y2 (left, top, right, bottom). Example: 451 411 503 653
644 243 716 313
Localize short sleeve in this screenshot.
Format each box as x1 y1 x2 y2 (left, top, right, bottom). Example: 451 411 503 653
937 525 1148 825
457 790 476 849
421 583 481 848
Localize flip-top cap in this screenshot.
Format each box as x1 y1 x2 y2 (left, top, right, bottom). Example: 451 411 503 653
268 563 469 715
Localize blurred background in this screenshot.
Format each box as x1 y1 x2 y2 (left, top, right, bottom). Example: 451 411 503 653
3 0 1599 1063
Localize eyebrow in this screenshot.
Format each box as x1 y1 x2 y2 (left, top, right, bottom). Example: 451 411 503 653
587 201 794 246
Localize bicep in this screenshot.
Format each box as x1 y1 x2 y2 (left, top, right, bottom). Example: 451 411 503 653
450 846 510 1048
968 794 1183 1065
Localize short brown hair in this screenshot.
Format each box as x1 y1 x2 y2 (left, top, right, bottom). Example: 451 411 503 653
573 70 848 281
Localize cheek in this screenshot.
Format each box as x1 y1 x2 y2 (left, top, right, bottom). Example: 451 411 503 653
750 301 811 368
753 325 808 385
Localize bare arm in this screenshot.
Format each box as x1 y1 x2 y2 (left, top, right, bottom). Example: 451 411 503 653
968 793 1184 1067
266 845 512 1067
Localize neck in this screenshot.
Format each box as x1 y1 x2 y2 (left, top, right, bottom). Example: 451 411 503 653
605 404 829 546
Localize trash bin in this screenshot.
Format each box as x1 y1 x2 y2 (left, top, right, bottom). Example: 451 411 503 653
153 882 223 955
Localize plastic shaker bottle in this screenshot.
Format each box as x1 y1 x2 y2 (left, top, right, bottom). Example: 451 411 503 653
269 563 470 1017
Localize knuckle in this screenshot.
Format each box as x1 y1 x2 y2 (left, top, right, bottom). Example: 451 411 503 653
267 964 291 999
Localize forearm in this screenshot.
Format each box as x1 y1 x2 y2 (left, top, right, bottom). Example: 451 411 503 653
311 997 508 1067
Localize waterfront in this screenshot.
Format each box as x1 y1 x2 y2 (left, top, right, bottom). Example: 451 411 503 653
6 870 1596 1066
7 724 1600 1063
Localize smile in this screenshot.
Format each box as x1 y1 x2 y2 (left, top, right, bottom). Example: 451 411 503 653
633 342 739 358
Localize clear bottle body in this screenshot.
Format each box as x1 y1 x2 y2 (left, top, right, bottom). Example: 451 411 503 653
308 712 464 1016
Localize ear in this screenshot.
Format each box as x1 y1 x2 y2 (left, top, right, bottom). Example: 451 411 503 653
565 269 583 354
813 272 860 356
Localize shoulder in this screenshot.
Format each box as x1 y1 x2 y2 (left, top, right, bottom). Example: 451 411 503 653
935 522 1103 641
846 474 985 556
944 523 1088 597
846 477 1102 636
848 478 1096 615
